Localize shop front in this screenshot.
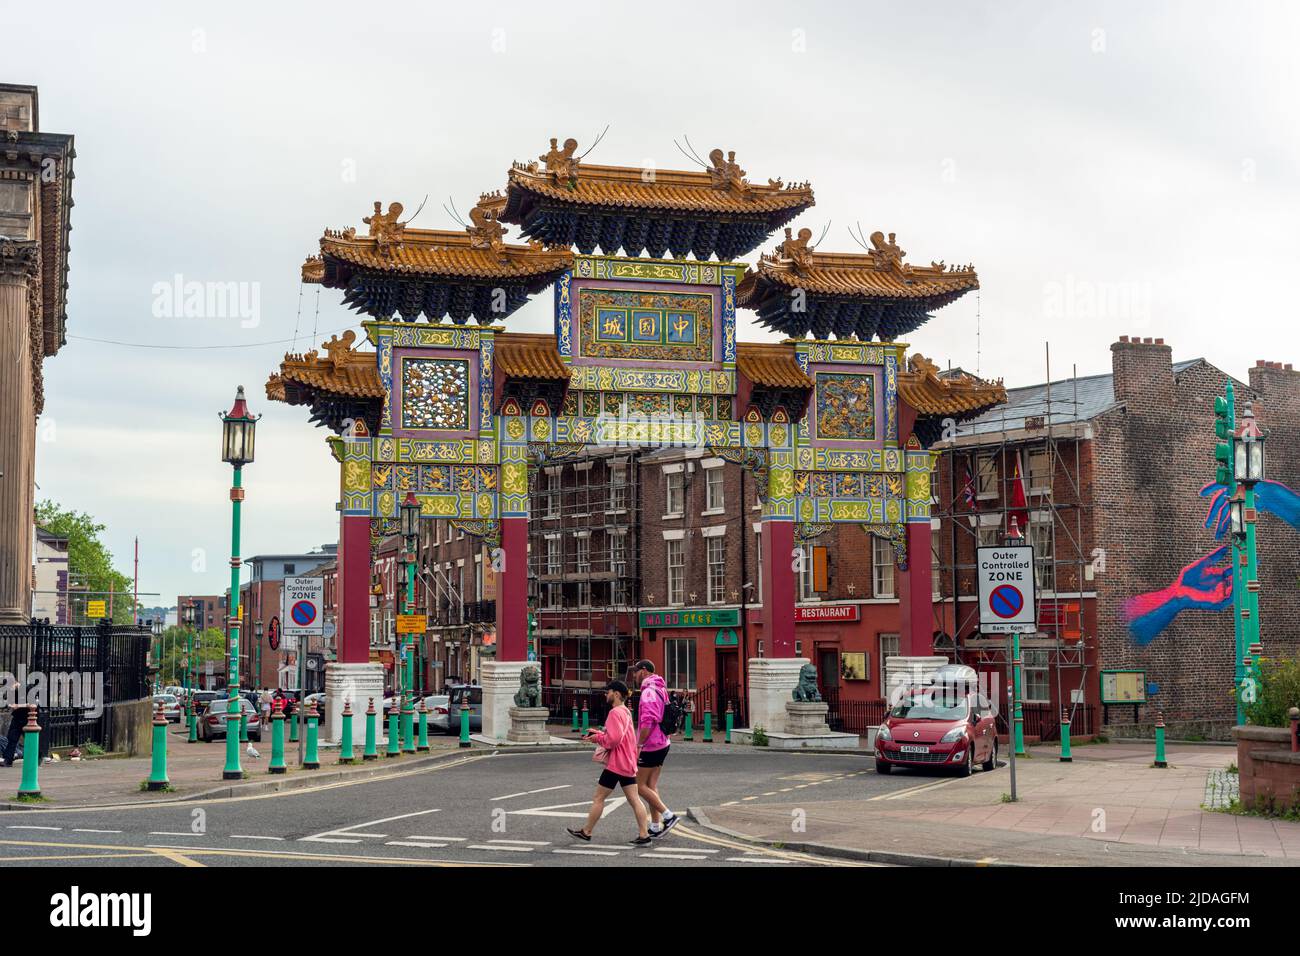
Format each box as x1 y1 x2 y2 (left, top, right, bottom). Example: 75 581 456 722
638 608 745 716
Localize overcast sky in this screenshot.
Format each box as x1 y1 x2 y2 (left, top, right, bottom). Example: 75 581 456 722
9 0 1299 607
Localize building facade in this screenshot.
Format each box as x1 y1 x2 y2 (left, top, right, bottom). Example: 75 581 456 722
31 526 69 624
933 337 1300 738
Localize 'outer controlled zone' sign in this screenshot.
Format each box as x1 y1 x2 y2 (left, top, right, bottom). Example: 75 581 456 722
976 546 1036 634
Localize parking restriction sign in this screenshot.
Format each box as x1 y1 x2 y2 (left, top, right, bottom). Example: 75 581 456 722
282 577 324 638
977 546 1036 633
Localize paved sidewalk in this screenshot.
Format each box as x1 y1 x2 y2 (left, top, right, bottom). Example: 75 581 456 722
0 723 474 808
695 742 1300 866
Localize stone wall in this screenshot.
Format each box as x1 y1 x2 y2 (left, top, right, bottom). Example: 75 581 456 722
1234 724 1300 812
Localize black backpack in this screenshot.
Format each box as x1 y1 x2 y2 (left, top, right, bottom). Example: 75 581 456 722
658 690 683 737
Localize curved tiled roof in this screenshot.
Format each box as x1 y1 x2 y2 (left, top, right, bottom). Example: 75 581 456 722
736 342 812 390
899 354 1005 418
743 251 978 300
500 163 814 217
311 228 573 282
495 333 569 381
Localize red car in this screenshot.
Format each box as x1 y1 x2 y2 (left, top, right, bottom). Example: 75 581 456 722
875 686 998 776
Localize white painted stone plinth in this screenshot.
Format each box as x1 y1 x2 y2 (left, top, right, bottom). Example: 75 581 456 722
506 706 550 743
480 659 531 742
885 656 949 704
745 657 809 735
323 661 385 745
785 700 832 737
469 733 583 747
731 728 860 749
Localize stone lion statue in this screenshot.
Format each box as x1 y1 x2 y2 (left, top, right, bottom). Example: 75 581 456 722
791 663 822 702
513 666 542 708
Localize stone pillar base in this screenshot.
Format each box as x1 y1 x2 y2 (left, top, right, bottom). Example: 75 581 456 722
745 657 808 735
323 661 385 745
506 706 550 744
785 700 831 736
480 659 531 742
884 656 948 704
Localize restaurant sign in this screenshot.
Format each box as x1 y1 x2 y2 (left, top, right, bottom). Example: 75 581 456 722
794 605 860 623
640 608 740 629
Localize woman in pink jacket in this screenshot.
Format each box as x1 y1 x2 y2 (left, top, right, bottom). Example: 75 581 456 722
567 680 652 845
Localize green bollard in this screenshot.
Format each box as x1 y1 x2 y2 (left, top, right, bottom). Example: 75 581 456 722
684 702 693 741
417 698 430 752
571 696 579 734
339 699 355 764
725 703 734 745
240 710 249 743
703 710 713 743
402 695 416 754
147 702 170 791
269 701 286 774
581 701 589 736
16 705 41 798
304 701 320 769
458 701 471 748
289 703 300 743
1153 710 1168 768
387 699 401 757
363 697 378 761
187 698 197 743
1059 708 1072 762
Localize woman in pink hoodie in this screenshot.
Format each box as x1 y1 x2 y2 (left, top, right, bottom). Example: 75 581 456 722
567 680 652 845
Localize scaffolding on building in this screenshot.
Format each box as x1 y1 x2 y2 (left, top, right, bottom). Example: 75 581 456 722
527 447 643 697
930 346 1099 734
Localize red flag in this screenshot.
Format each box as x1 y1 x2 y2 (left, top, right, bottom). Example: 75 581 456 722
1007 451 1029 538
961 464 978 512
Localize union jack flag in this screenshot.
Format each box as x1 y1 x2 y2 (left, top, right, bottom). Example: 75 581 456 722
961 464 978 511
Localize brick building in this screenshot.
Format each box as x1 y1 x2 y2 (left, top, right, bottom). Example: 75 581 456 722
933 337 1300 738
415 520 495 691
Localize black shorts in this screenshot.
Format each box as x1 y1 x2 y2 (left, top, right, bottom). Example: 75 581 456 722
637 745 670 769
598 769 637 790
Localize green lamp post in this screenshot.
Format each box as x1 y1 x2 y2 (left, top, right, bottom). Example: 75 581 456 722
400 491 420 752
1213 385 1247 724
1230 401 1267 714
220 386 259 781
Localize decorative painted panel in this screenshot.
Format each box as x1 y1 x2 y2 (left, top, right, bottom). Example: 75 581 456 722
577 289 713 362
814 372 875 441
400 357 470 430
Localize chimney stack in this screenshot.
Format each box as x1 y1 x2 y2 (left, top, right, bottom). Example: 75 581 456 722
1248 359 1300 421
1111 335 1174 411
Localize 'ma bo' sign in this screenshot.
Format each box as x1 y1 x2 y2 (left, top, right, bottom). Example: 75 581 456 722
976 546 1037 634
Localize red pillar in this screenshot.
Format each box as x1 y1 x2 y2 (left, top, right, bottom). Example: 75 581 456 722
496 516 528 661
336 512 371 664
897 522 934 656
760 519 796 658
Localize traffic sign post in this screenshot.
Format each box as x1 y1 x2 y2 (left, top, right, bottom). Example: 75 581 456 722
978 545 1036 767
281 578 323 766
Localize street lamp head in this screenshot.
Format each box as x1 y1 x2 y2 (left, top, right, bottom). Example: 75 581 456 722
1232 402 1267 483
1229 490 1246 540
400 491 421 540
220 386 260 467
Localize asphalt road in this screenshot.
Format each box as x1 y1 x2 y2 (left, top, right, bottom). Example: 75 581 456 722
0 748 932 867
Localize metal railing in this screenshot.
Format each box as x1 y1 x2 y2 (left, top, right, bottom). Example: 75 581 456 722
823 689 889 735
996 702 1095 741
687 680 747 728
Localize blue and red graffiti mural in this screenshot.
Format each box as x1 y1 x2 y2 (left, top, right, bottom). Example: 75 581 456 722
1123 479 1300 644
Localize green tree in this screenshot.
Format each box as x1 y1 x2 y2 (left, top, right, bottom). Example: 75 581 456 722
156 626 226 687
34 501 136 625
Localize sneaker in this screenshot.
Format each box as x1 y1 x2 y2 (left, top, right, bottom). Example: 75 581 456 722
660 813 680 835
648 824 664 839
629 835 653 846
565 827 591 842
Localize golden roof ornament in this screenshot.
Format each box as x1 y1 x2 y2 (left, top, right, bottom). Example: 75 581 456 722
363 201 407 255
868 231 907 270
466 197 509 259
301 255 324 283
708 148 751 197
322 329 358 372
539 137 580 185
778 227 815 270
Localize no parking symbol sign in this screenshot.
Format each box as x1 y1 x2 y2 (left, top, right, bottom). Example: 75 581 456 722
976 546 1036 634
282 576 324 638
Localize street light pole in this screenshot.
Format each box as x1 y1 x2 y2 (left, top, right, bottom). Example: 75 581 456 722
1233 401 1267 712
220 386 259 781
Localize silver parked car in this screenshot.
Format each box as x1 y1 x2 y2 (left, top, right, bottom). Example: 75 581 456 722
444 685 482 735
199 695 262 742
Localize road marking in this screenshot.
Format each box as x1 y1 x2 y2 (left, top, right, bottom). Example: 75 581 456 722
407 836 467 842
870 777 963 801
671 823 865 867
640 851 708 860
386 841 448 848
583 844 631 850
720 801 739 806
141 842 525 867
742 796 758 801
491 785 571 801
71 829 121 834
7 825 61 831
553 848 620 857
779 788 794 792
726 856 794 864
507 796 626 819
302 807 442 843
231 835 284 841
466 844 534 852
149 831 203 837
488 839 551 846
647 846 718 854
